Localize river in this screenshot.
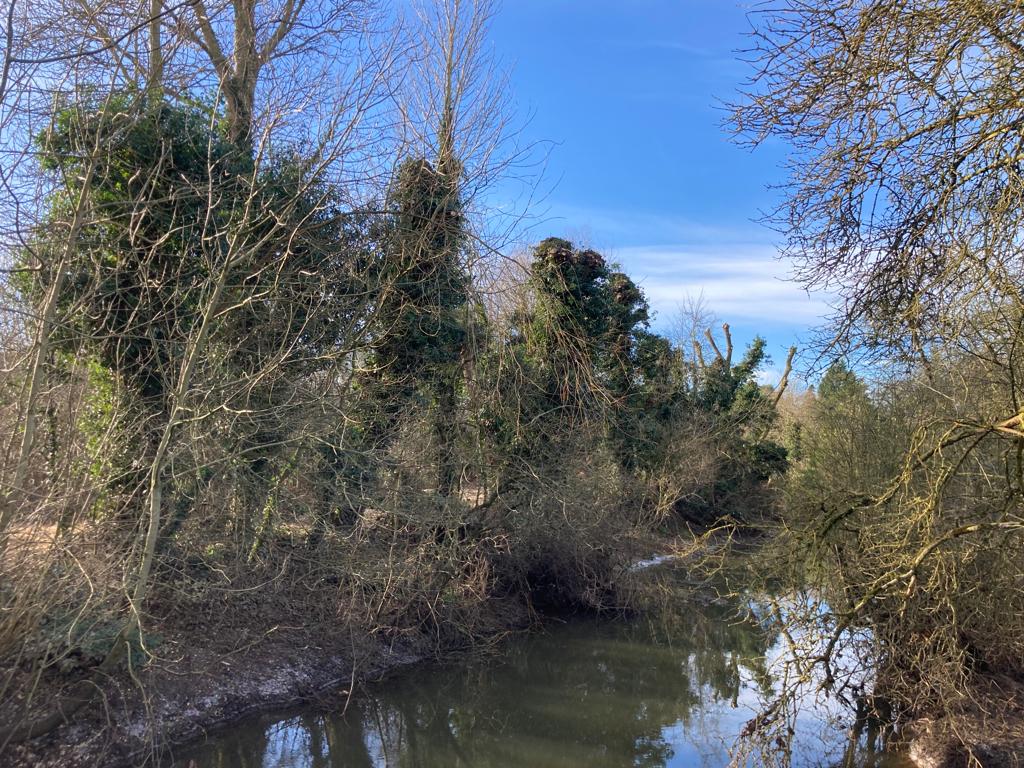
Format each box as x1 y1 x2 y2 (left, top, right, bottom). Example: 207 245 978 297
174 567 912 767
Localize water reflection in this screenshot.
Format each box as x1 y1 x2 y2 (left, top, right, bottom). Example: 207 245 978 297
176 586 899 768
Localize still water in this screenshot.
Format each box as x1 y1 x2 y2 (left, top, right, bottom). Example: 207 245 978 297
176 579 909 768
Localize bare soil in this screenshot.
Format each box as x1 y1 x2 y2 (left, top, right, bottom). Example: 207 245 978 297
2 581 530 768
906 676 1024 768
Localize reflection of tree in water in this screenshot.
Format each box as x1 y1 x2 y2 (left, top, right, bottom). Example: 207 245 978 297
176 587 777 768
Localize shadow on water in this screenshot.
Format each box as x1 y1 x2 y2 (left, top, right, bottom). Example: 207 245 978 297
175 573 910 768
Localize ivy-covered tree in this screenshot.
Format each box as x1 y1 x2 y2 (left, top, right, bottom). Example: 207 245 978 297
602 271 651 390
216 152 368 541
678 329 790 521
27 95 366 535
482 238 671 477
29 97 242 416
365 156 470 497
529 238 612 341
607 329 687 474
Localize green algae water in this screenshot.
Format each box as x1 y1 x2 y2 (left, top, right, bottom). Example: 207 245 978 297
175 573 911 768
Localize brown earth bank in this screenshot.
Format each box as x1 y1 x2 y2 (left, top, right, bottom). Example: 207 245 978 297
0 503 677 768
2 595 532 768
905 677 1024 768
908 724 1024 768
28 532 1023 768
0 524 669 768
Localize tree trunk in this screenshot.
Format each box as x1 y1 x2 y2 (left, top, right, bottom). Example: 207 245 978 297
435 374 459 498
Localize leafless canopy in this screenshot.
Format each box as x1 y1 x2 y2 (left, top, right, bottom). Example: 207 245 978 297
734 0 1024 357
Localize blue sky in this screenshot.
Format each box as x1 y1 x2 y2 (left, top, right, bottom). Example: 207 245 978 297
485 1 831 381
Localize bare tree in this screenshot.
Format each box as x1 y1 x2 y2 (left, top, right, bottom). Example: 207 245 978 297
732 1 1024 757
733 0 1024 360
170 0 376 148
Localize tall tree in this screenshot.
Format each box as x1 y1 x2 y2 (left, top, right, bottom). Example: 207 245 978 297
368 155 469 497
365 0 513 498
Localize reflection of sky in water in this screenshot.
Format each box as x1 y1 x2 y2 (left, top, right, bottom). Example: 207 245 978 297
175 586 905 768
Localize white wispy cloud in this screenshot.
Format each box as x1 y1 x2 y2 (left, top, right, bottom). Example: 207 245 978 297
539 202 774 248
611 244 833 329
531 203 833 352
